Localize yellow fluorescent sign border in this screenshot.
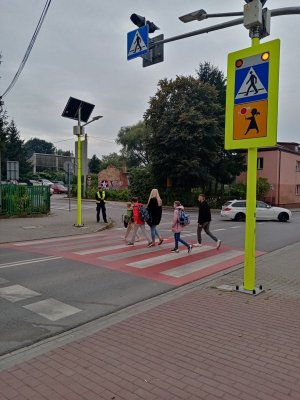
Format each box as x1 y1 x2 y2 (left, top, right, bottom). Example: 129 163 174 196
225 39 280 150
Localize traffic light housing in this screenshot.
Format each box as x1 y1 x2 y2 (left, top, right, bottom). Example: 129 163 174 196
130 13 159 34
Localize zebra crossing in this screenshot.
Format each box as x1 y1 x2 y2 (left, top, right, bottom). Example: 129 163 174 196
1 230 264 287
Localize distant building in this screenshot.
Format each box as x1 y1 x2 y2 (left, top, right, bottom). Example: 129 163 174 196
236 142 300 207
29 153 75 173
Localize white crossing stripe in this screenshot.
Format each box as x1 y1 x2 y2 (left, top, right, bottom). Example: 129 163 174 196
23 298 81 321
0 256 62 269
75 244 130 255
0 285 40 302
127 246 212 269
100 243 175 261
161 250 244 277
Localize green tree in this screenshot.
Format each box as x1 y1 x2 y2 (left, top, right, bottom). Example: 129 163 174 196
89 154 101 173
257 177 271 200
24 138 56 156
196 61 226 105
100 152 125 170
3 120 31 177
116 121 149 167
196 62 245 191
56 149 73 156
144 75 223 189
0 98 8 182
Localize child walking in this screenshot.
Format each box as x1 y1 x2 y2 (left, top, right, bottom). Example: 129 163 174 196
171 201 193 253
123 201 135 241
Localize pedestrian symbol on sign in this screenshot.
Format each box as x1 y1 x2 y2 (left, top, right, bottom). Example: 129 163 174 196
235 66 267 101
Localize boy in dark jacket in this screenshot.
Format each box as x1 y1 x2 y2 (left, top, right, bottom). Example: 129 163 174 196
195 194 221 249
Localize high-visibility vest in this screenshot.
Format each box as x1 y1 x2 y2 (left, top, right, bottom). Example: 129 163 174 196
96 191 106 203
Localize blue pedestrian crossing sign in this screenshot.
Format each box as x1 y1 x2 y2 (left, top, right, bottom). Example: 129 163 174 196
234 58 269 104
127 25 148 60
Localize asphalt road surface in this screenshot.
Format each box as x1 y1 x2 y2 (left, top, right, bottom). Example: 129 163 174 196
0 196 299 355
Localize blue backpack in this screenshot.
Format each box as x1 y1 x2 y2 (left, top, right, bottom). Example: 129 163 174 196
178 209 190 226
138 205 151 222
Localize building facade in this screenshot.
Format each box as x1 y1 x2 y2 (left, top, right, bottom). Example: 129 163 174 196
29 153 75 173
236 142 300 207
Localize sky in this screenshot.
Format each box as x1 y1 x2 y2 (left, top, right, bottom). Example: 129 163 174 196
1 0 300 158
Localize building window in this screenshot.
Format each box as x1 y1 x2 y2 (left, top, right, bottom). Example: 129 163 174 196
257 157 264 170
296 161 300 172
296 185 300 196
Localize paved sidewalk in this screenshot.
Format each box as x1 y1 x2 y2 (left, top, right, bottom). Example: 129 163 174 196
0 239 300 399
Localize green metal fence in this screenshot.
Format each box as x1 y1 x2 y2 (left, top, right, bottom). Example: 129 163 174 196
0 185 50 216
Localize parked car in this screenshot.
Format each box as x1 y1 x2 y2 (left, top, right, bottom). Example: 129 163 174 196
37 179 54 186
53 180 65 186
220 200 292 222
51 183 68 194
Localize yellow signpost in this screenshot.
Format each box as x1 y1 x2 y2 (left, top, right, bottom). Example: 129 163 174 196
225 38 280 293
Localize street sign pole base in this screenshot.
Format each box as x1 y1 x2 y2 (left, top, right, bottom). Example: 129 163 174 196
74 224 85 228
217 284 264 296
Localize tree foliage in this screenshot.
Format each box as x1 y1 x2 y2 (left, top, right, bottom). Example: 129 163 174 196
89 154 101 173
116 121 149 167
24 138 56 156
100 152 124 170
144 75 224 189
3 120 31 176
196 61 226 106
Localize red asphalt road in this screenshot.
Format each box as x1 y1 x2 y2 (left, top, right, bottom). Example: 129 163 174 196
0 230 265 286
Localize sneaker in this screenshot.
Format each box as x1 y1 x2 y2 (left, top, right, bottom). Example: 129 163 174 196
188 244 193 254
127 242 134 246
158 239 164 245
193 243 202 247
171 248 179 253
148 242 154 247
216 240 222 249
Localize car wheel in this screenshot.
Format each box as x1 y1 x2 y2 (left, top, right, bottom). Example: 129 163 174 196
278 212 289 222
235 212 246 222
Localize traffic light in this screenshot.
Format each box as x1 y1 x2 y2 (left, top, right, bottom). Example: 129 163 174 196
130 13 159 34
244 0 267 5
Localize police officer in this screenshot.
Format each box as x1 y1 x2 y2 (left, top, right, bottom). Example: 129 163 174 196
95 186 108 223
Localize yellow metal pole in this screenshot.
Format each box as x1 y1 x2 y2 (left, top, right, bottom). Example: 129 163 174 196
76 134 82 226
244 147 257 290
243 36 259 291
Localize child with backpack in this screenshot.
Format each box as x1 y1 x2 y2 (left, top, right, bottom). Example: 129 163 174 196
127 197 152 247
123 201 140 241
171 201 193 253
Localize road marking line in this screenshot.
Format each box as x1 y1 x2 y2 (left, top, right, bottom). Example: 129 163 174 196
161 250 244 277
0 256 62 269
127 246 212 269
75 244 131 255
0 285 40 302
213 229 226 231
230 226 242 229
13 233 101 246
23 298 81 321
99 242 175 262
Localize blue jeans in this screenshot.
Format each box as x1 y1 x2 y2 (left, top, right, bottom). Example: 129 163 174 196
174 232 189 250
150 225 160 242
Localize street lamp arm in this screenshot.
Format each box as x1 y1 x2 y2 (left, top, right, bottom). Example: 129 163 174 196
203 12 244 19
270 7 300 18
154 7 300 47
82 115 103 127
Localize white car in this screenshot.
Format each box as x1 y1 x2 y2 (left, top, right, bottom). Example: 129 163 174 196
37 179 54 186
221 200 292 222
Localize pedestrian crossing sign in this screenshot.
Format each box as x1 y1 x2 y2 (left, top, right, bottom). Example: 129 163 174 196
127 25 148 60
225 39 280 149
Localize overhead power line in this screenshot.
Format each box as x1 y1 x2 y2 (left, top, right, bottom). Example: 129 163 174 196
0 0 52 99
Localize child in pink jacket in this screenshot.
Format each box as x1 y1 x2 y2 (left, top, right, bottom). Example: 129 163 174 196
171 201 193 253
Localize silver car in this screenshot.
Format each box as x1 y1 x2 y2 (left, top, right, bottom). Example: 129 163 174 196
221 200 292 222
